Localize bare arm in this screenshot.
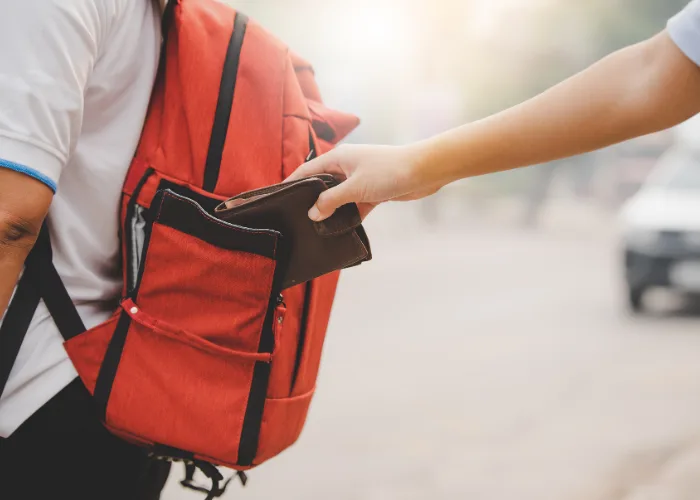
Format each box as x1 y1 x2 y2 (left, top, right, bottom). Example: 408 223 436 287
421 32 700 185
290 31 700 220
0 170 53 316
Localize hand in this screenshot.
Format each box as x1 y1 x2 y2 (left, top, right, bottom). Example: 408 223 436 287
287 143 442 221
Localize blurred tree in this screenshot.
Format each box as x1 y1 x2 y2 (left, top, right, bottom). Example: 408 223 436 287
469 0 692 223
590 0 690 57
496 0 690 108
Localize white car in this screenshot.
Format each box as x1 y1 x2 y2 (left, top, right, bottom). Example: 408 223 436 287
619 147 700 312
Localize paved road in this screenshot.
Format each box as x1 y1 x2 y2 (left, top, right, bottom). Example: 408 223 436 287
165 204 700 500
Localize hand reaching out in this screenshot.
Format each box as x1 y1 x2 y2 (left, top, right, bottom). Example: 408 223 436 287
287 32 700 223
286 143 442 221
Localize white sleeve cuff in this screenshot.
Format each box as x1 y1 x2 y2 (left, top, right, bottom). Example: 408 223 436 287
668 2 700 67
0 135 63 192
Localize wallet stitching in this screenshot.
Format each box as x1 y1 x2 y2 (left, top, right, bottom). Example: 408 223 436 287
221 181 317 211
223 180 356 239
229 177 323 201
325 230 369 272
317 214 362 237
218 182 303 208
220 175 338 210
221 181 324 218
213 180 368 282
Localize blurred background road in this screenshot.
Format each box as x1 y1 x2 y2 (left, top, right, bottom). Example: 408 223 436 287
164 0 700 498
166 199 700 500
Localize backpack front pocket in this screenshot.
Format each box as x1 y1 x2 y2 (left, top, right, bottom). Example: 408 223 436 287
104 300 271 466
133 189 283 353
65 189 285 467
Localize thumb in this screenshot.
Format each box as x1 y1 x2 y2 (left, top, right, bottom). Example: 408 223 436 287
308 180 357 221
286 150 339 182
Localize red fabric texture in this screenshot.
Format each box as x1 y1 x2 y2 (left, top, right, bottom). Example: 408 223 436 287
265 297 301 402
66 0 359 469
64 313 121 394
266 283 304 398
290 52 322 102
308 99 360 147
105 300 268 467
137 223 277 352
255 388 315 465
215 21 288 194
282 116 311 179
289 273 340 397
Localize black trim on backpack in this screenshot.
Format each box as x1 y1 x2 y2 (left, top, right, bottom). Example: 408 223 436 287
0 271 41 399
125 168 155 294
258 251 288 355
236 361 271 467
161 0 177 50
93 169 157 419
311 120 336 143
203 12 248 192
93 310 132 420
236 244 289 467
290 282 313 395
154 190 280 260
32 227 86 340
0 224 86 399
157 179 221 213
287 129 319 394
305 127 317 162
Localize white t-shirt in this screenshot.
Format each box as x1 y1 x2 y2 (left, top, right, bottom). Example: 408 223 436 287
0 0 160 437
668 0 700 66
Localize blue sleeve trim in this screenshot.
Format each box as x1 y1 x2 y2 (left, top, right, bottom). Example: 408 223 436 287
0 158 57 193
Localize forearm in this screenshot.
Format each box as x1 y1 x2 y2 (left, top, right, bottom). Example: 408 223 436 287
0 170 52 318
0 254 28 317
417 31 700 185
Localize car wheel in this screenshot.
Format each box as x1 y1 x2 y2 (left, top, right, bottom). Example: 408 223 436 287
627 286 646 313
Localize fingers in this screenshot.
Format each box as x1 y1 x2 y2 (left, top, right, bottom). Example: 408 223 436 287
285 150 342 182
308 179 357 221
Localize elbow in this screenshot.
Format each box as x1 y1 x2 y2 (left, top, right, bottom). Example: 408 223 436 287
631 31 700 129
0 211 41 253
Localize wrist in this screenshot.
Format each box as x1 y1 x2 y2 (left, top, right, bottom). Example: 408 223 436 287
406 136 457 191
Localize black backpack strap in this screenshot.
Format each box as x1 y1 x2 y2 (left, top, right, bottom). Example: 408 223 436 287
30 225 85 340
180 461 223 500
0 269 41 399
0 224 85 399
180 461 247 500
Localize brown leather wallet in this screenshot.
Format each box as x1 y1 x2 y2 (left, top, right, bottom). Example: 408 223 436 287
215 174 371 289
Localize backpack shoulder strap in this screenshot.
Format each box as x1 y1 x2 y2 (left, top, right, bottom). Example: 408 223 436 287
0 224 85 399
29 226 86 339
0 268 41 399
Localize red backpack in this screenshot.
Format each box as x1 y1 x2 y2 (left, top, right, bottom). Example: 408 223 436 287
0 0 358 492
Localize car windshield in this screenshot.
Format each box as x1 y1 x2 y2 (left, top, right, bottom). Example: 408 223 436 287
648 150 700 191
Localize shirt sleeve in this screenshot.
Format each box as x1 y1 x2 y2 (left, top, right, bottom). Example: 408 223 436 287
668 0 700 67
0 0 102 192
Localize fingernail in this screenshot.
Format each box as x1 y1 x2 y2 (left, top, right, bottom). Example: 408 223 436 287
308 205 321 221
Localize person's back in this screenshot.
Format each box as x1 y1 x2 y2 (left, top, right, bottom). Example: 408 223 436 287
0 1 170 497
